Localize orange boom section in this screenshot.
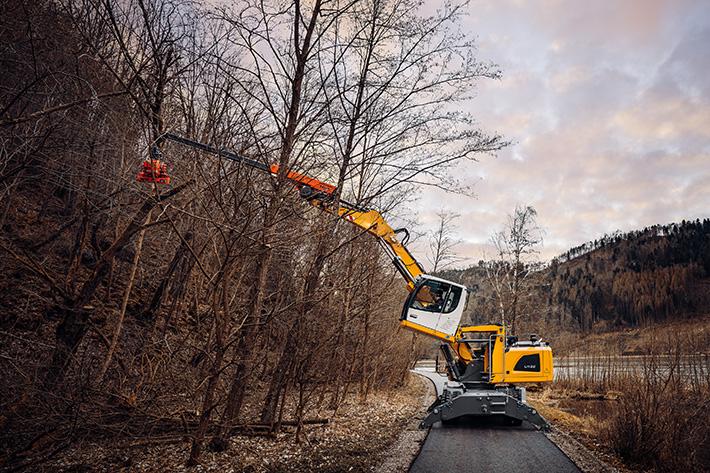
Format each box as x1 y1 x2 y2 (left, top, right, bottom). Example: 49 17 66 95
269 164 336 195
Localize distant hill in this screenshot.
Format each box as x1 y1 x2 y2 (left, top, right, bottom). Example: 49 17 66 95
440 218 710 333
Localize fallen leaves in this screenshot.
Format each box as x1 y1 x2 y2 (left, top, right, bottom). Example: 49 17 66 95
42 379 426 473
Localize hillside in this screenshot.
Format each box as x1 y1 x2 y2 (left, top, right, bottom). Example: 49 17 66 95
441 218 710 334
547 219 710 330
0 0 495 469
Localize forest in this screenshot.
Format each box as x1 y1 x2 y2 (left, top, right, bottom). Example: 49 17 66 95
444 218 710 336
547 219 710 330
0 0 504 469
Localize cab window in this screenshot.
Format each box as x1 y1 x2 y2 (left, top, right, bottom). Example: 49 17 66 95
442 285 462 314
411 280 454 313
411 284 444 312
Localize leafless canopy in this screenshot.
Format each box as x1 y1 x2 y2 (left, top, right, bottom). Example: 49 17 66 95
486 205 543 333
0 0 506 467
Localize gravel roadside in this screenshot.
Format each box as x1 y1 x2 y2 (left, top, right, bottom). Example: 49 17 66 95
530 396 629 473
544 428 619 473
373 376 434 473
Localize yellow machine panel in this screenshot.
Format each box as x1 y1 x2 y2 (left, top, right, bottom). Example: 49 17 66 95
442 324 554 385
502 346 554 383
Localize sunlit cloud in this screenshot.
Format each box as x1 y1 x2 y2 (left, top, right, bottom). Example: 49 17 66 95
409 0 710 264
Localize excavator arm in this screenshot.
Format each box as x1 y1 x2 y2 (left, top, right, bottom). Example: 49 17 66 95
139 133 556 432
146 133 426 290
142 133 470 345
327 206 424 290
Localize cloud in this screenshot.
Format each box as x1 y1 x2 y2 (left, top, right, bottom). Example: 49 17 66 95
410 0 710 264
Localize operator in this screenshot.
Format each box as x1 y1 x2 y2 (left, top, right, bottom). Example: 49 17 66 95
412 285 445 311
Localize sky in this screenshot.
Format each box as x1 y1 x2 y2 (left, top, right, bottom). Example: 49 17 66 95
412 0 710 264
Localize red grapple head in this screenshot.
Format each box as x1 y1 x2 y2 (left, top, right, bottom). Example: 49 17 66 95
136 160 170 185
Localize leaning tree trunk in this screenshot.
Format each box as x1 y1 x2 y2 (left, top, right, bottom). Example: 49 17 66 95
139 231 194 325
212 248 272 449
42 183 190 390
97 209 151 381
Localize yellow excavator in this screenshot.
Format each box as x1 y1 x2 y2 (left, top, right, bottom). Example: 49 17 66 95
141 133 554 430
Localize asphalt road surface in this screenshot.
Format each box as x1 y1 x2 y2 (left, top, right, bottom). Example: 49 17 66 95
410 368 580 473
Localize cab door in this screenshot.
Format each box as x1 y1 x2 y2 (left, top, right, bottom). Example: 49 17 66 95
402 278 466 339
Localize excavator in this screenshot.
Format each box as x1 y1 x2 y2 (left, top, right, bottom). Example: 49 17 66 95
138 134 554 430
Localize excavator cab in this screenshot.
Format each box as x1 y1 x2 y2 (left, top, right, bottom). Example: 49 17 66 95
401 276 468 340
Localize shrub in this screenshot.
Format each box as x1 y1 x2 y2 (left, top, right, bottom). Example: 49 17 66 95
604 352 709 472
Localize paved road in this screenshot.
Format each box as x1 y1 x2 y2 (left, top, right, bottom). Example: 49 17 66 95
410 369 580 473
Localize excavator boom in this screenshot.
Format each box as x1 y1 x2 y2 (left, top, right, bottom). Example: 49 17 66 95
140 134 470 341
143 133 426 288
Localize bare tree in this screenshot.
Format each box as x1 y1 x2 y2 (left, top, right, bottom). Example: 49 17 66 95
487 205 543 334
428 210 463 272
319 0 506 208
